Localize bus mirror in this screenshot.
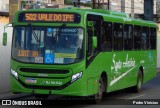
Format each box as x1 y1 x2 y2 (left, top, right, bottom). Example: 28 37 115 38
3 32 7 46
92 36 97 49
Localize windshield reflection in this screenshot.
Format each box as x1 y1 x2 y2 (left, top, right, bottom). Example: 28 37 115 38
12 26 84 64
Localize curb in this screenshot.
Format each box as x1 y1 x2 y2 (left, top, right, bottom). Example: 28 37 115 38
0 93 32 100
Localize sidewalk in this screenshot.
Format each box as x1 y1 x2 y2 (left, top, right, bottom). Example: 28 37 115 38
0 92 31 99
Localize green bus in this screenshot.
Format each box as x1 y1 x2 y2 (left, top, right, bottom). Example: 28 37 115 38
3 7 157 103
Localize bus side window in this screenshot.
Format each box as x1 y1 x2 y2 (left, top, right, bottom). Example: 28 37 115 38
124 25 133 50
87 28 93 56
150 27 156 49
113 23 123 51
134 26 141 50
101 22 112 51
141 27 149 50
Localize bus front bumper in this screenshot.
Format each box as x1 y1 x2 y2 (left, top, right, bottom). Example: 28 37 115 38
10 75 87 96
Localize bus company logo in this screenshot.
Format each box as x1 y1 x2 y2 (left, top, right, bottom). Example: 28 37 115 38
41 80 62 85
38 74 48 77
25 78 37 83
111 54 136 72
2 100 11 105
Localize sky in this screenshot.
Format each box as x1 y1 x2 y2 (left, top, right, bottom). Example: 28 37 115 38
80 0 91 3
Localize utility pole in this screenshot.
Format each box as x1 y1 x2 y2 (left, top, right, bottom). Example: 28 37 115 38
92 0 96 9
144 0 153 21
9 0 21 23
108 0 110 10
77 0 80 7
121 0 125 12
131 0 134 18
73 0 80 7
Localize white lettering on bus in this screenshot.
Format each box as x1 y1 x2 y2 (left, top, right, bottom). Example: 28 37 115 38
111 54 136 72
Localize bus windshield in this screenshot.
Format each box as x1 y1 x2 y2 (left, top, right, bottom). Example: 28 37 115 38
12 26 84 64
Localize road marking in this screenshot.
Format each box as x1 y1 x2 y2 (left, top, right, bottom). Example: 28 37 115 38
129 94 146 99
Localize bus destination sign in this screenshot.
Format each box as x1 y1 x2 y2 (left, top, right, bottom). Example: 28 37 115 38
18 12 81 23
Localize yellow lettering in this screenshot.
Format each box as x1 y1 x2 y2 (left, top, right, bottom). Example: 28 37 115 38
58 14 61 21
25 14 30 20
32 51 39 57
49 14 53 21
25 13 75 22
18 50 37 57
66 14 70 21
32 14 36 20
25 14 37 21
54 14 58 21
70 15 74 21
43 14 47 20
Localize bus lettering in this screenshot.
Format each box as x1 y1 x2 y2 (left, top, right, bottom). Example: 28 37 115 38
69 14 74 21
49 14 53 20
18 50 30 57
53 14 60 21
25 13 36 21
38 14 46 20
32 51 39 57
111 54 136 72
18 50 39 57
123 55 135 68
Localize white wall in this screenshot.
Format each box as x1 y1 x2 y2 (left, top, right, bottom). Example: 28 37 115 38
0 23 12 92
0 0 9 12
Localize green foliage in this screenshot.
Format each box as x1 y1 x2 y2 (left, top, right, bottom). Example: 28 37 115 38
64 0 72 5
84 2 92 7
21 1 26 6
64 0 92 7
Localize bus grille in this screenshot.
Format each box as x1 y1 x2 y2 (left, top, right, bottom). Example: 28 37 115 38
19 68 69 74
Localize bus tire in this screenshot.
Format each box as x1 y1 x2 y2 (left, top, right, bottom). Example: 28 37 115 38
94 77 104 104
132 70 143 93
34 94 48 100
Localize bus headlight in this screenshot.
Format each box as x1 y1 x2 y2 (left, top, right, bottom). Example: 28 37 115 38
71 72 82 83
11 69 18 80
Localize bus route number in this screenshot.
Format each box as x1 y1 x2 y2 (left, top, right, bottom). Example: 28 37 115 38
25 13 75 22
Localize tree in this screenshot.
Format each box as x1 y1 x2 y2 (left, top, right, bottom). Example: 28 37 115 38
84 1 92 7
64 0 72 5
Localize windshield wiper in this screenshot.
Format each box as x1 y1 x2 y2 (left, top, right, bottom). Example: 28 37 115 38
29 24 40 44
29 24 41 51
52 23 66 44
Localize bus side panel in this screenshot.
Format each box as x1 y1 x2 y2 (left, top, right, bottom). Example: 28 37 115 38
86 54 102 96
143 50 157 84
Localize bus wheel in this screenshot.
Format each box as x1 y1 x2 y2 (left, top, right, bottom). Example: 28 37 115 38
94 77 104 104
34 94 48 100
133 70 143 93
